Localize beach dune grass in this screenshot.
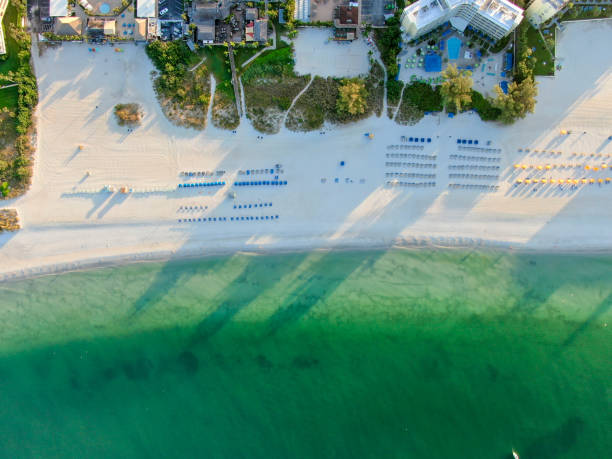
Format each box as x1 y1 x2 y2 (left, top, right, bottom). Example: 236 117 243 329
241 46 310 134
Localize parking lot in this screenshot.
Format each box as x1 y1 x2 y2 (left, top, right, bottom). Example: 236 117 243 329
360 0 391 26
158 0 183 20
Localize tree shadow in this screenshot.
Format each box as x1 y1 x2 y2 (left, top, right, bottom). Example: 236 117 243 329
562 291 612 348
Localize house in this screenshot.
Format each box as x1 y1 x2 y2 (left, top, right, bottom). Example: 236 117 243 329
191 0 230 43
333 3 359 41
87 18 105 36
54 16 83 36
246 7 258 21
0 0 9 55
104 20 116 36
525 0 568 27
246 18 268 43
134 18 148 40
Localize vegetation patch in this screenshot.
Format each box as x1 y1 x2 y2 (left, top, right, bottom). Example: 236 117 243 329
469 90 501 121
395 82 443 125
374 15 402 78
146 41 212 130
241 46 309 134
0 208 20 232
524 24 555 76
285 61 384 132
211 89 239 130
0 0 38 199
113 103 143 126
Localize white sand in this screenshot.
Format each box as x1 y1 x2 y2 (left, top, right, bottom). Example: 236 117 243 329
1 20 612 280
293 28 371 77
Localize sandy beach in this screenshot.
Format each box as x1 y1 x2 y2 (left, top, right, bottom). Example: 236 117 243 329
0 20 611 281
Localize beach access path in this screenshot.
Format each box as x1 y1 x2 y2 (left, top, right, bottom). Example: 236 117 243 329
0 20 611 281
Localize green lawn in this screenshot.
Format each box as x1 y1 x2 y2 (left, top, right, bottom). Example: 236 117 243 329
525 24 555 76
234 46 261 68
561 5 612 21
202 46 232 83
0 1 21 79
0 85 18 109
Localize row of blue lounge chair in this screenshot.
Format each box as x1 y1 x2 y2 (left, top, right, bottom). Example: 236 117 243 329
179 215 279 223
448 174 500 180
449 155 501 163
235 180 287 186
178 182 225 188
234 203 272 209
448 165 501 171
386 153 437 160
386 162 437 169
457 138 479 145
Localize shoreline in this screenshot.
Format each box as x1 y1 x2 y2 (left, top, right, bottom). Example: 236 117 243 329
4 234 612 283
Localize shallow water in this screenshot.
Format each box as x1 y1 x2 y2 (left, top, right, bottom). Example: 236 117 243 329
0 250 610 458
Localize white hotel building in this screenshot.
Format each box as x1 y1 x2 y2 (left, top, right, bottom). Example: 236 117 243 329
400 0 524 41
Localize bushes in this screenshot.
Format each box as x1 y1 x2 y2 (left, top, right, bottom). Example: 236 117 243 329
402 82 443 112
0 0 37 198
386 79 404 106
374 15 402 78
114 103 143 126
0 208 20 232
470 90 501 121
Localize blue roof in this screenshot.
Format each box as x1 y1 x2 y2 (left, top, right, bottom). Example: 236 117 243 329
424 53 442 72
505 53 513 71
500 81 509 94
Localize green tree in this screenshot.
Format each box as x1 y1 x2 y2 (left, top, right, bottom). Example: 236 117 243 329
493 78 538 124
440 64 473 112
336 79 368 116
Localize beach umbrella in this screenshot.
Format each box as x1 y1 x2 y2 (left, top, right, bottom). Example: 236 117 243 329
537 165 543 170
560 130 567 135
524 179 531 184
514 164 520 169
545 165 551 170
606 178 611 183
598 179 604 184
521 164 527 169
550 179 556 184
589 179 595 184
540 179 547 184
565 179 572 184
516 179 523 184
593 167 599 172
581 179 587 184
572 179 579 185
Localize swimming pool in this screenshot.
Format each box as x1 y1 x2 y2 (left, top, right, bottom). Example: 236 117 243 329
447 37 461 60
99 2 110 14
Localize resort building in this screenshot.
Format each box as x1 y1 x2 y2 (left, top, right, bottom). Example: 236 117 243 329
400 0 524 41
134 18 149 41
294 0 310 22
525 0 568 27
0 0 8 55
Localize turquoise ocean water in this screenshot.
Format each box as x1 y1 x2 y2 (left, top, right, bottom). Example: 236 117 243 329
0 249 610 458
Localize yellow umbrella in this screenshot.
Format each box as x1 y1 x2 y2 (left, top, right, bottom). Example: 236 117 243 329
598 178 604 184
572 179 579 185
514 164 521 169
540 179 548 184
545 165 551 170
521 164 528 169
516 179 523 184
581 178 588 184
589 178 595 184
606 178 611 183
584 165 591 170
560 130 567 135
565 179 572 184
525 179 532 184
537 165 543 170
550 179 557 184
593 167 599 172
602 164 608 169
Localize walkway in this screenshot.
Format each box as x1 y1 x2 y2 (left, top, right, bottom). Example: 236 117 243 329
282 74 314 127
240 21 277 69
227 45 242 117
189 55 207 72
